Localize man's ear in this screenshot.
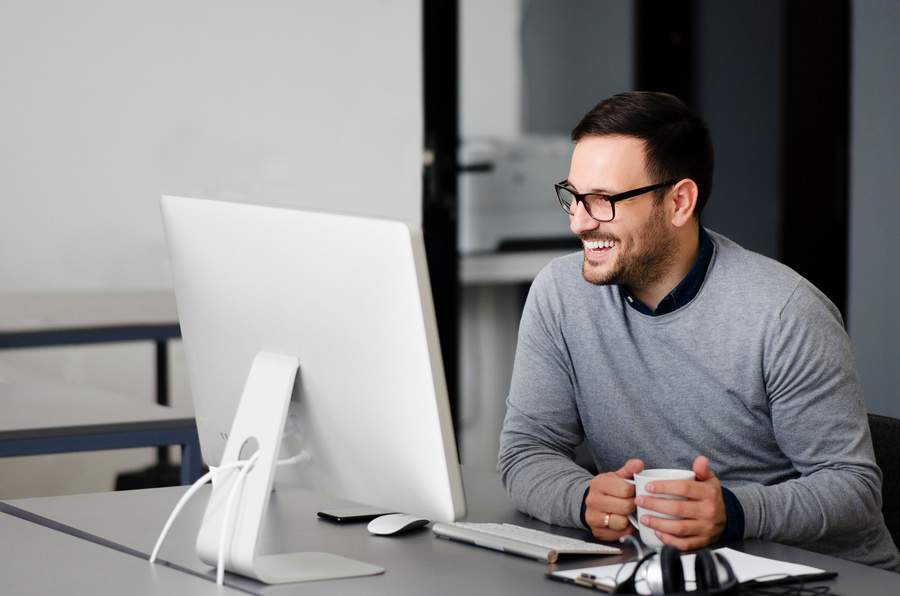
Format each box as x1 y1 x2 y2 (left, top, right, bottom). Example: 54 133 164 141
669 179 699 227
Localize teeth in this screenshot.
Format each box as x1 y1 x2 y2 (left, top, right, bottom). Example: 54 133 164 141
585 240 616 249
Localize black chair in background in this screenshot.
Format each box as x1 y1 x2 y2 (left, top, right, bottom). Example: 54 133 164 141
869 413 900 547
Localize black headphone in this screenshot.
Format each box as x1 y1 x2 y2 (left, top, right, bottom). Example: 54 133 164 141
612 542 738 595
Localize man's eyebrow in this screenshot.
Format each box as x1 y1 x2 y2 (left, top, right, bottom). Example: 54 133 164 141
564 180 617 195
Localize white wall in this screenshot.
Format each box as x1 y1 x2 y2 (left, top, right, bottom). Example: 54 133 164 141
0 0 422 497
849 0 900 418
0 0 422 294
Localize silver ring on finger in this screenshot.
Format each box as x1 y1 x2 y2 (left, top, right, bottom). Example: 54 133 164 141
602 513 610 528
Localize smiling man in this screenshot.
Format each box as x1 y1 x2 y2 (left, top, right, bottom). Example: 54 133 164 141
497 92 899 569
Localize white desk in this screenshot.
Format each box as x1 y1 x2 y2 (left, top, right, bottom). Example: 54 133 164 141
4 467 894 595
0 508 244 595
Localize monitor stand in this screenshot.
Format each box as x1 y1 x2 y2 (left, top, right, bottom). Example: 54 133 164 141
195 351 384 584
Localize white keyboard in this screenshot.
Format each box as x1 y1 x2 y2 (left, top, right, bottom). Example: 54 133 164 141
432 522 621 564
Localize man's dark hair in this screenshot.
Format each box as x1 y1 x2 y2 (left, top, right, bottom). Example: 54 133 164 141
571 91 714 216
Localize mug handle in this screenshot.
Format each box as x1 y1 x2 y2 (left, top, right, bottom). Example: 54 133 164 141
623 478 640 530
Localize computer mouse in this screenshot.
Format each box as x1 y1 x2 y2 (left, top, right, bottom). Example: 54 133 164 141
366 513 430 536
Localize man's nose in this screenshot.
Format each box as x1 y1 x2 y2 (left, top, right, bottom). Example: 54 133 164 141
569 200 599 235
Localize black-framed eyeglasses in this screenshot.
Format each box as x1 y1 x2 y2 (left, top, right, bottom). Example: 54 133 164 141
554 179 679 222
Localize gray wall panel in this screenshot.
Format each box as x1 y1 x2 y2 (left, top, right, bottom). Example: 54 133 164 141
694 0 783 259
521 0 634 134
849 0 900 417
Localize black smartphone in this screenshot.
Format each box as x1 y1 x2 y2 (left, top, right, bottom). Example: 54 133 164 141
316 506 397 523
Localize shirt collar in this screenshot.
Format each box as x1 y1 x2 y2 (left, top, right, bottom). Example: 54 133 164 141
620 227 714 316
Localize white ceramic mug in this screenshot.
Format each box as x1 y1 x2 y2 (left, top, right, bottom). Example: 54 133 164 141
623 468 695 548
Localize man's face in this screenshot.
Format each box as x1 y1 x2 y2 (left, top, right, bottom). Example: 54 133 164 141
567 135 676 288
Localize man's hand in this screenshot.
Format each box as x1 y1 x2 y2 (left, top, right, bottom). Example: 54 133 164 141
584 459 644 541
635 455 726 550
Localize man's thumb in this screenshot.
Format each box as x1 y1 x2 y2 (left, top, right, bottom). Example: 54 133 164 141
616 458 645 478
694 455 714 480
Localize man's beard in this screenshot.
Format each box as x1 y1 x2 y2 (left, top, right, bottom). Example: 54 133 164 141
580 205 677 288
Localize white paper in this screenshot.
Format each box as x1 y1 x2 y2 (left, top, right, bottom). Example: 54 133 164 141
553 547 825 594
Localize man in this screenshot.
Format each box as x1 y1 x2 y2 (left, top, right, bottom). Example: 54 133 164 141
497 91 899 569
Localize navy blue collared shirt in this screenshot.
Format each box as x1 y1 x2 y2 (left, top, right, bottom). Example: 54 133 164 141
619 226 714 316
580 227 745 543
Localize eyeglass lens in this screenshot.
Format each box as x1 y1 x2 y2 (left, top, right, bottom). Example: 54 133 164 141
557 187 614 222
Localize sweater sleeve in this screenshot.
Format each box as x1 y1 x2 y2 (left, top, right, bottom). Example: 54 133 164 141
730 280 883 545
497 265 593 528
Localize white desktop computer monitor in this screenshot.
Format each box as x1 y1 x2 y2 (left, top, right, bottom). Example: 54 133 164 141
161 195 465 525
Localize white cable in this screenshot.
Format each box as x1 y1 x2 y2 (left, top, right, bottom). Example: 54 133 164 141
275 449 311 467
216 450 262 586
149 448 310 581
149 459 248 563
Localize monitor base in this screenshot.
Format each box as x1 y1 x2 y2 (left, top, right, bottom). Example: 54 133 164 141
195 351 384 584
252 552 384 584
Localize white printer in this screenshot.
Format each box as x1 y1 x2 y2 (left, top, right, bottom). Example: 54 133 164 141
458 136 579 255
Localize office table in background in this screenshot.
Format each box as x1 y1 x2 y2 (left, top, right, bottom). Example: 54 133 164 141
459 250 571 285
0 290 185 483
2 467 896 595
458 250 571 469
0 366 202 484
0 290 180 350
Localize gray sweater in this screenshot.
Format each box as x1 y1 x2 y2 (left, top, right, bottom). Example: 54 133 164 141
498 231 900 570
